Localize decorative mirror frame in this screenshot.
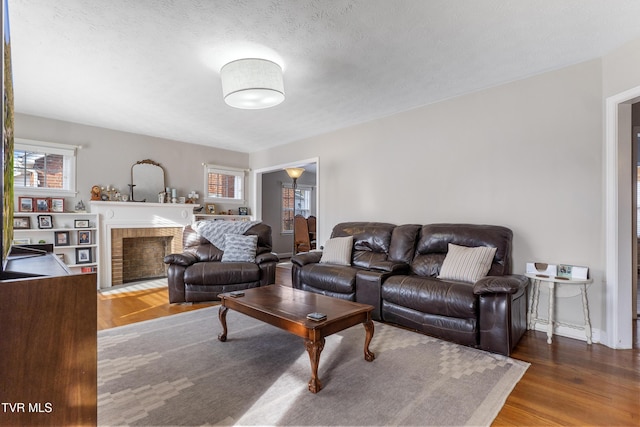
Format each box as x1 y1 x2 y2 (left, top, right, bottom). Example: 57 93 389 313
130 159 166 203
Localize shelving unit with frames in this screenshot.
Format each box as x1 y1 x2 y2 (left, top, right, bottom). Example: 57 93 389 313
12 212 101 287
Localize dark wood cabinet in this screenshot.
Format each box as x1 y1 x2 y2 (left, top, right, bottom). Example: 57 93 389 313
0 258 97 426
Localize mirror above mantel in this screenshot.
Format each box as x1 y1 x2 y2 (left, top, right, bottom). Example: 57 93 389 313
130 159 165 202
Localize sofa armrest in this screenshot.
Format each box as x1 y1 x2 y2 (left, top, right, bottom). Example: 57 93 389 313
163 253 198 267
473 274 528 295
355 270 400 321
291 251 323 267
256 252 279 264
368 260 409 273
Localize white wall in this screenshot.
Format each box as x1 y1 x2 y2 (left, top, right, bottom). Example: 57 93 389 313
603 38 640 98
13 114 249 211
251 59 606 339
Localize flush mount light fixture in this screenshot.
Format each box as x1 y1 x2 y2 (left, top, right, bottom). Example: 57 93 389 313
220 58 285 109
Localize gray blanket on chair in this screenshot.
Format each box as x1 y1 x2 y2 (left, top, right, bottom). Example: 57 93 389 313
192 220 261 250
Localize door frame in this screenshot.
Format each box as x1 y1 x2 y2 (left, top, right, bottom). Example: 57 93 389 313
604 85 640 349
251 157 320 255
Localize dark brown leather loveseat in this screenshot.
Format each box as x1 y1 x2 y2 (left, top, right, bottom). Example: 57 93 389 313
164 223 279 303
291 222 528 356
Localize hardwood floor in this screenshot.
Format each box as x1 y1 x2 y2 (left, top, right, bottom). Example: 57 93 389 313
98 267 640 426
97 285 216 330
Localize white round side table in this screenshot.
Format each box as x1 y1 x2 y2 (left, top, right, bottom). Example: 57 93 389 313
525 273 593 344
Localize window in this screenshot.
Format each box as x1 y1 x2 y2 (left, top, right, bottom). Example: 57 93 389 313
282 184 312 233
204 164 245 202
13 139 77 195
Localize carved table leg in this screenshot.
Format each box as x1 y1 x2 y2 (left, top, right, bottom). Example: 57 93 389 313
218 305 228 342
363 318 375 362
304 337 325 393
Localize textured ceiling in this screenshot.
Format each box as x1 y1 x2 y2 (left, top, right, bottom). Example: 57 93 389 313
8 0 640 153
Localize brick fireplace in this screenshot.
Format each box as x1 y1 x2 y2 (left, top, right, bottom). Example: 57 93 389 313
111 227 183 285
91 201 196 288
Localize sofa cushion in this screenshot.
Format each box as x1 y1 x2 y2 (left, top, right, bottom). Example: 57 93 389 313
320 236 353 265
183 261 260 285
297 263 359 295
330 222 395 269
411 224 513 277
438 243 497 283
221 234 258 262
382 275 477 319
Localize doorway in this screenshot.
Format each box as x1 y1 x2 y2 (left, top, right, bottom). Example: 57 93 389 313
606 88 640 350
252 158 319 260
635 125 640 318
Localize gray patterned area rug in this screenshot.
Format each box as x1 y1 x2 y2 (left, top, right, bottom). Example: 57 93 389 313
98 307 528 426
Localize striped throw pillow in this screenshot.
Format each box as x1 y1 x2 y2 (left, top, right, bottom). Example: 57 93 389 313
319 236 354 266
437 243 497 283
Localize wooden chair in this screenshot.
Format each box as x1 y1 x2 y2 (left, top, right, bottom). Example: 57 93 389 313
307 215 316 250
294 215 311 253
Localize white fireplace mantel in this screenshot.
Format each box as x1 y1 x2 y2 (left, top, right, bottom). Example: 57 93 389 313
91 201 198 288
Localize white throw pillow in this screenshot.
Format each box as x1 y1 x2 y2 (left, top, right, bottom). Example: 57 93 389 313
221 234 258 262
438 243 497 283
319 236 354 266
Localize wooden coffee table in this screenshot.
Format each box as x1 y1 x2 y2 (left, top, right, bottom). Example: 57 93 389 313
217 284 375 393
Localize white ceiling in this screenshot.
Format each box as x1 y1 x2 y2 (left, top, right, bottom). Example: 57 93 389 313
8 0 640 153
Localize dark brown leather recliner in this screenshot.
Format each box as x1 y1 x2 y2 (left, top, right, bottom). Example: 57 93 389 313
164 223 279 303
291 222 528 356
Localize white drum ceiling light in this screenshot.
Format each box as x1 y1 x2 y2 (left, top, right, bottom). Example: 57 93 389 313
220 58 285 109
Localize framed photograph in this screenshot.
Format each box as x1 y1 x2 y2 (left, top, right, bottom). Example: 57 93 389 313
74 219 90 228
54 231 70 246
12 238 30 245
557 264 573 279
50 198 64 213
75 247 92 264
238 206 249 216
77 230 91 245
13 216 31 229
206 203 216 214
18 197 33 212
37 215 54 229
35 197 50 212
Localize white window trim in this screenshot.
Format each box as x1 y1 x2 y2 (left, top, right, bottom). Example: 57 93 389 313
203 164 246 203
13 138 78 196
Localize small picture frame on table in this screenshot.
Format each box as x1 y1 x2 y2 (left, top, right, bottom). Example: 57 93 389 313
206 203 216 214
18 197 33 212
238 206 249 216
35 197 50 212
78 230 91 245
37 215 53 229
13 216 31 229
75 248 92 264
12 238 30 245
54 231 70 246
50 198 64 213
74 219 90 228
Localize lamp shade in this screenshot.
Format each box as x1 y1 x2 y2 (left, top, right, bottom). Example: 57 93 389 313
220 58 285 109
285 167 305 179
